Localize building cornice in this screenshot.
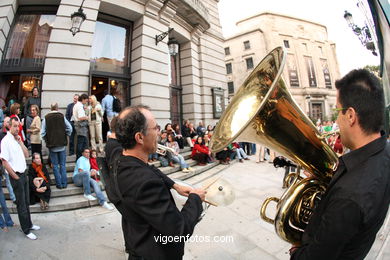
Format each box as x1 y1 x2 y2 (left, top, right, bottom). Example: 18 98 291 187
236 12 327 32
224 28 263 41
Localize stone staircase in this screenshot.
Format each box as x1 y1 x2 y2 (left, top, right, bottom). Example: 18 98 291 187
1 147 230 213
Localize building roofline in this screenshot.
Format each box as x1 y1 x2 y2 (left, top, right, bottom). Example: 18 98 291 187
224 28 264 41
236 11 327 31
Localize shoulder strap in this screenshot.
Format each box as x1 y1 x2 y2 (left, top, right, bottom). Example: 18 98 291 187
110 152 124 201
97 151 123 204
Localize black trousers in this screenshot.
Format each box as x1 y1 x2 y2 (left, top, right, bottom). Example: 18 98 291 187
10 171 33 234
31 143 42 159
192 153 208 164
76 135 88 160
69 122 76 155
175 137 184 149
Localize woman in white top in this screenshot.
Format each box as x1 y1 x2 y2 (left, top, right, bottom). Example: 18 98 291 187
87 95 104 153
27 105 41 157
166 134 193 173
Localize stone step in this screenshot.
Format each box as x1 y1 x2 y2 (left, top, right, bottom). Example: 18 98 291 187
33 162 229 213
160 159 198 175
168 161 221 180
2 183 87 200
187 162 234 187
26 154 77 164
1 151 193 187
46 163 76 174
2 161 231 214
1 166 75 187
1 146 228 214
147 150 192 168
24 147 192 165
2 161 230 200
5 193 102 213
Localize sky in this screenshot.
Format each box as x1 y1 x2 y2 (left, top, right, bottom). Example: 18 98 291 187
218 0 380 76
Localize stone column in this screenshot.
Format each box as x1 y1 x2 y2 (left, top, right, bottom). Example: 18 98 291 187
198 32 226 124
197 0 227 126
41 0 101 115
180 26 202 123
130 0 176 125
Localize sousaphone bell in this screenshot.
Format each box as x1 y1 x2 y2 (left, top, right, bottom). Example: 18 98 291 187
210 47 338 244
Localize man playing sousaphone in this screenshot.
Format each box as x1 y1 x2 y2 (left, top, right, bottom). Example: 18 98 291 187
107 105 206 259
290 69 390 259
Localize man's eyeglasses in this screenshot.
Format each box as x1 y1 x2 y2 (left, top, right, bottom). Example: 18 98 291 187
332 107 347 112
147 126 159 131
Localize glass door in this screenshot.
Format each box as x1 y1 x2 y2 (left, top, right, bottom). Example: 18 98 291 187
109 78 130 109
90 75 130 141
170 86 182 126
0 74 41 116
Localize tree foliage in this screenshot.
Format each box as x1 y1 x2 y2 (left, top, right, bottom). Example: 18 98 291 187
363 65 380 77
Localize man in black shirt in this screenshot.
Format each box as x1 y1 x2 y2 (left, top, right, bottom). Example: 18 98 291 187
291 69 390 259
110 105 205 259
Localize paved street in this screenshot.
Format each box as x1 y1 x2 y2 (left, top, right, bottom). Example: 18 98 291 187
0 156 388 260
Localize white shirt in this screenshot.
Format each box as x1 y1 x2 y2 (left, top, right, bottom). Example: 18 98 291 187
72 101 86 122
0 131 27 173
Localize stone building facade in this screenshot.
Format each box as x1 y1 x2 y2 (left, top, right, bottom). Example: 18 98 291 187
0 0 227 128
224 12 340 121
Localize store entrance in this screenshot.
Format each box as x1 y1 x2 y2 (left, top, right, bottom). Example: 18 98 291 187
0 74 41 116
90 76 108 102
90 75 130 141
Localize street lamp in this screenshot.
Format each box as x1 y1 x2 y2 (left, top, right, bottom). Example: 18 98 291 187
168 37 179 56
156 28 179 55
155 28 173 45
343 10 377 56
70 0 87 36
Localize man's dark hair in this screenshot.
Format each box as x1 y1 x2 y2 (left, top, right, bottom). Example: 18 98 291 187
110 87 116 95
78 94 89 101
116 105 150 149
110 116 118 133
335 69 384 134
10 117 19 124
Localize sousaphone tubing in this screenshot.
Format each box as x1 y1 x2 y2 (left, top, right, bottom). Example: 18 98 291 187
210 47 338 244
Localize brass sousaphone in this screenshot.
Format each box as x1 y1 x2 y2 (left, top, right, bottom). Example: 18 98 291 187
210 47 338 244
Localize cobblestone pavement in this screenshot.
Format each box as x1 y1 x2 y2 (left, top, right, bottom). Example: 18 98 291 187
0 156 388 260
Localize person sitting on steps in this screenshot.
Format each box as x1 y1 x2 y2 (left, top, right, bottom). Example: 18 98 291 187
191 136 210 166
73 148 114 210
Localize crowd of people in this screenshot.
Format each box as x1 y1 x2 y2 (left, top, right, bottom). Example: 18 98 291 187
0 85 259 241
0 89 120 239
